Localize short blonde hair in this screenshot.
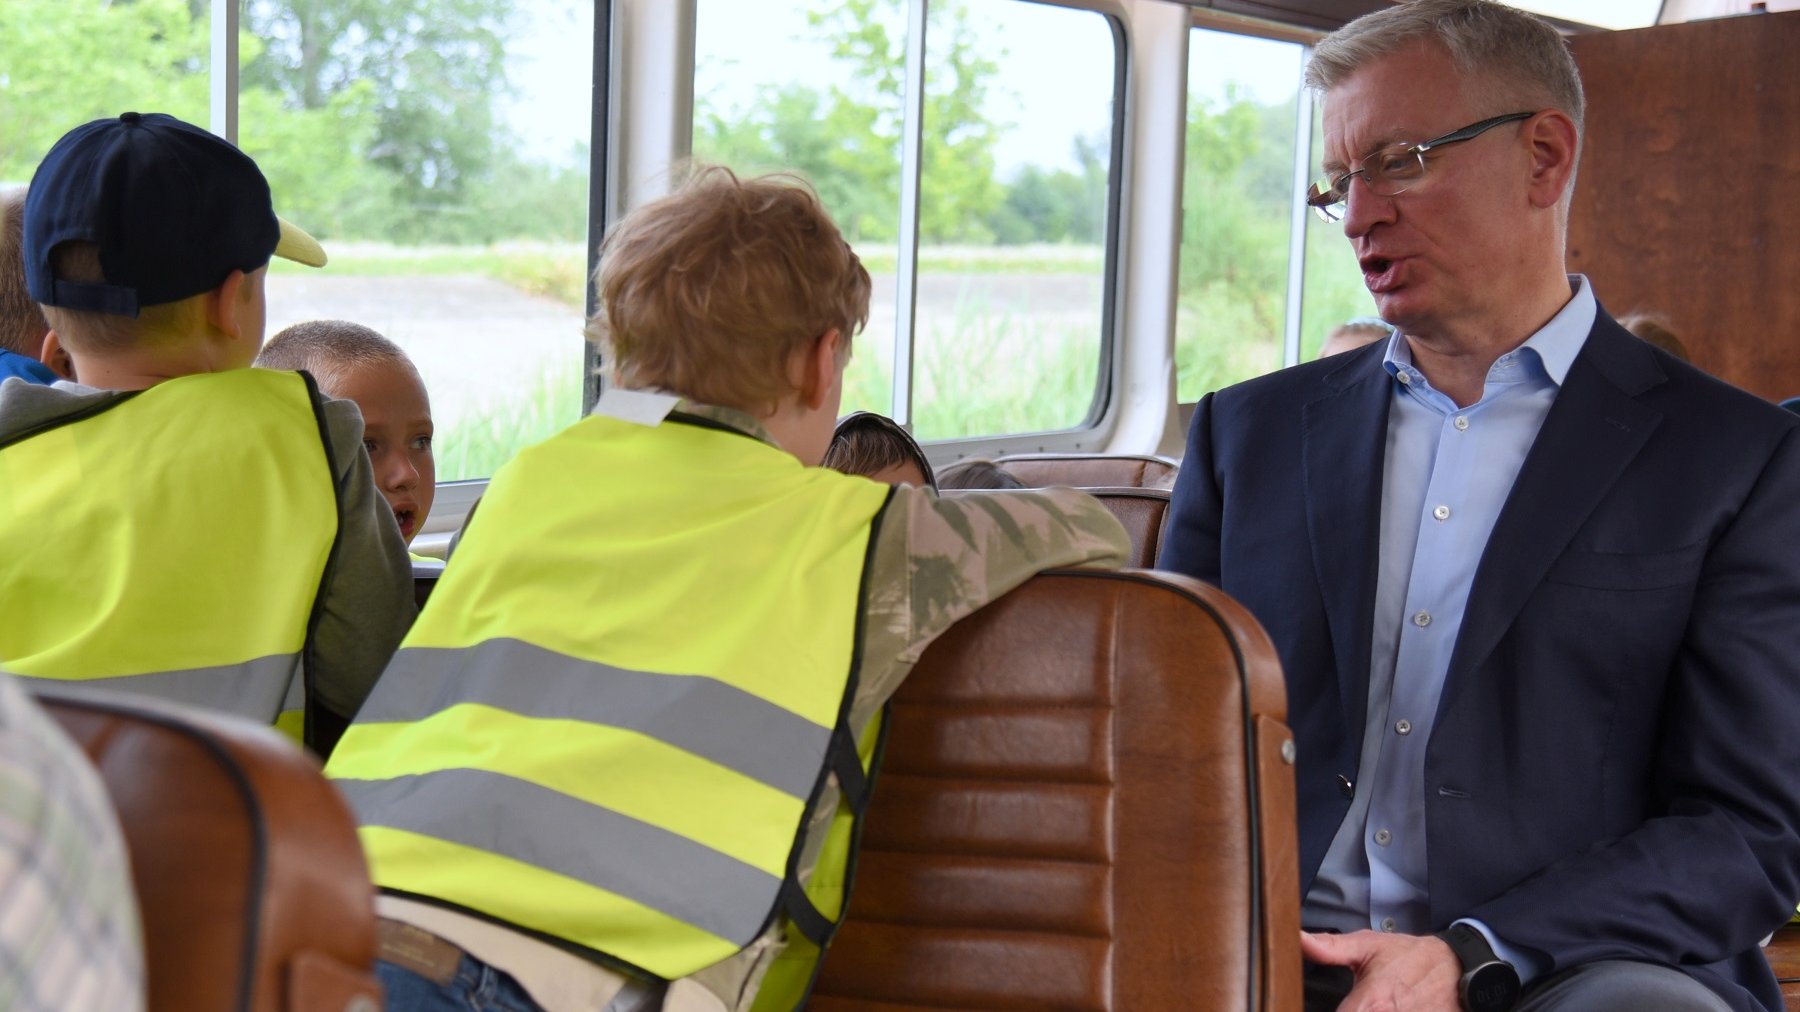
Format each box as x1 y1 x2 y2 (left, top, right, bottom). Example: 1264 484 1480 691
37 241 205 353
257 319 417 392
1306 0 1584 133
0 188 50 357
588 166 870 413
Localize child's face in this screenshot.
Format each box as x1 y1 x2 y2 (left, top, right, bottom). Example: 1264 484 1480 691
335 360 435 543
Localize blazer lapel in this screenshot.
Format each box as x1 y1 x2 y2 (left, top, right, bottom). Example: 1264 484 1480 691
1303 350 1392 737
1441 317 1666 706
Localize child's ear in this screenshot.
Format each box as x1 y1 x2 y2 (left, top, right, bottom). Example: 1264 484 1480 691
38 330 76 381
798 328 844 411
205 269 250 339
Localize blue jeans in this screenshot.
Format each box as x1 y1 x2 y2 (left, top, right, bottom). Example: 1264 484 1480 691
378 954 545 1012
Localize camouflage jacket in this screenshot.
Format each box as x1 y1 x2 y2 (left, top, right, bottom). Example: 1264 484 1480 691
382 401 1130 1012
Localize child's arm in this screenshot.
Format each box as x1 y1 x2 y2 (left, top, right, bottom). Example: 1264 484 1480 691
306 399 415 728
855 484 1130 714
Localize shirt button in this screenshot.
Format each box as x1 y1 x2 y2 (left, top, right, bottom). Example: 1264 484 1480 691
1374 828 1392 846
1381 917 1398 932
1395 719 1412 736
1454 415 1469 431
1397 371 1413 386
1413 611 1432 627
1432 505 1451 521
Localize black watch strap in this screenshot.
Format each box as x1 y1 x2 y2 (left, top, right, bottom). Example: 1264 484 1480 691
1435 923 1521 1012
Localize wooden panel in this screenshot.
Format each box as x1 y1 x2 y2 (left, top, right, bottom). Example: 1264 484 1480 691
1568 13 1800 402
1203 0 1390 32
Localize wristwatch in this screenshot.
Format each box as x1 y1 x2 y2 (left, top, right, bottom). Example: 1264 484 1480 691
1434 922 1521 1012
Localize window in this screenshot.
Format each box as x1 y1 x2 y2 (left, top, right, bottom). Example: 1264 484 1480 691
249 0 595 483
1176 28 1303 401
1178 25 1373 400
693 0 1121 441
911 1 1117 441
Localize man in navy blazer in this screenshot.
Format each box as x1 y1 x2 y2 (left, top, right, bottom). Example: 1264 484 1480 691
1160 3 1800 1011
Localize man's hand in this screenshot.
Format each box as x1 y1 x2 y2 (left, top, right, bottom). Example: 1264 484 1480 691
1301 929 1463 1012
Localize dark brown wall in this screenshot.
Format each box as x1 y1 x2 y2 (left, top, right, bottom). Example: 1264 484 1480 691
1567 12 1800 402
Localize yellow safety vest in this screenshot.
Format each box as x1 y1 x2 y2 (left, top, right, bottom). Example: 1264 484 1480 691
329 410 893 998
0 369 340 743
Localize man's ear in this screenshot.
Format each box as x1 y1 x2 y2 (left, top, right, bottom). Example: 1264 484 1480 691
38 330 75 381
797 327 844 411
1525 109 1579 210
205 269 250 339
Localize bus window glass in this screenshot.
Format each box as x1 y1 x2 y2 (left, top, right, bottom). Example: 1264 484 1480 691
1177 27 1303 401
692 0 904 419
1 0 210 179
248 0 592 482
911 0 1115 441
1300 104 1377 358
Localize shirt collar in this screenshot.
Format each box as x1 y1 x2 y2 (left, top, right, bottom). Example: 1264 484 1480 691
588 385 781 448
673 399 781 447
1381 274 1595 389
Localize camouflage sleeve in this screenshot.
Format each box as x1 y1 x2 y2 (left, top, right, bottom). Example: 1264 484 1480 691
853 485 1130 716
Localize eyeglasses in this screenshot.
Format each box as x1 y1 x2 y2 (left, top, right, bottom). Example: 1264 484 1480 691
1304 111 1536 223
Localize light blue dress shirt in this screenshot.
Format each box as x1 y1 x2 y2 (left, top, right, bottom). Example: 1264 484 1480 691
1302 277 1596 981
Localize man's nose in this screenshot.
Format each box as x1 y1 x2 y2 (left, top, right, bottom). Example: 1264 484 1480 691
1340 174 1396 239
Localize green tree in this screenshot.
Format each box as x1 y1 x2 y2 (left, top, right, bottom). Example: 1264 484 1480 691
810 0 1005 243
988 132 1107 245
242 0 514 239
0 0 209 182
694 0 1007 245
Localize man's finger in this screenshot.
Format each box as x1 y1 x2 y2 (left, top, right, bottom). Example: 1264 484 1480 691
1301 930 1361 966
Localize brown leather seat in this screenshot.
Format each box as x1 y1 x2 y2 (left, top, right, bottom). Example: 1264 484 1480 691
1087 486 1171 568
813 569 1301 1010
995 452 1180 489
34 688 381 1012
1766 925 1800 1011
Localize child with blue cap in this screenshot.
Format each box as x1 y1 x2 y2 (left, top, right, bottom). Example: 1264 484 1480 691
0 112 413 756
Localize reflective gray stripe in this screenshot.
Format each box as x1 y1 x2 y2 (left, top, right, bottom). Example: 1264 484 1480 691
13 653 298 722
357 640 832 800
340 767 778 946
280 667 305 714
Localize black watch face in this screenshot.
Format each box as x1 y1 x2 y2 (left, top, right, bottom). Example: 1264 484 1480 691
1464 961 1522 1012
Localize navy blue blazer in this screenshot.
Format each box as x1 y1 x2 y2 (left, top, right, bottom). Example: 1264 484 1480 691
1161 311 1800 1011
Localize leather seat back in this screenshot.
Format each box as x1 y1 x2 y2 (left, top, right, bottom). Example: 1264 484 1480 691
995 452 1180 489
1088 486 1171 568
813 569 1301 1010
36 688 381 1012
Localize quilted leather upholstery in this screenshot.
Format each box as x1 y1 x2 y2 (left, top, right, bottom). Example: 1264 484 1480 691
813 569 1300 1010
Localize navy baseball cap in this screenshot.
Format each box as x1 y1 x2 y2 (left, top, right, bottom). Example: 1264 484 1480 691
23 112 326 317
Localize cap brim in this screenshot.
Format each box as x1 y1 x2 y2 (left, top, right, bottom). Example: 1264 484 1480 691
274 215 327 268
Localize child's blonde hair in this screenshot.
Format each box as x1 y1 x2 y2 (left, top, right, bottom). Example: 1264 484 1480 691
0 189 50 357
587 166 870 414
36 242 206 353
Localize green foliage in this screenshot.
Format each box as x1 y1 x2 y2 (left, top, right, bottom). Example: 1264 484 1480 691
1176 86 1302 401
0 0 209 181
695 0 1015 246
242 0 514 241
434 363 583 482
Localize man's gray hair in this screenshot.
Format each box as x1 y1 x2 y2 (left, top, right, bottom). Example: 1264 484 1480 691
1306 0 1585 131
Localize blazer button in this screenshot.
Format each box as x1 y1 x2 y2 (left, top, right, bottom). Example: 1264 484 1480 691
1337 774 1354 799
